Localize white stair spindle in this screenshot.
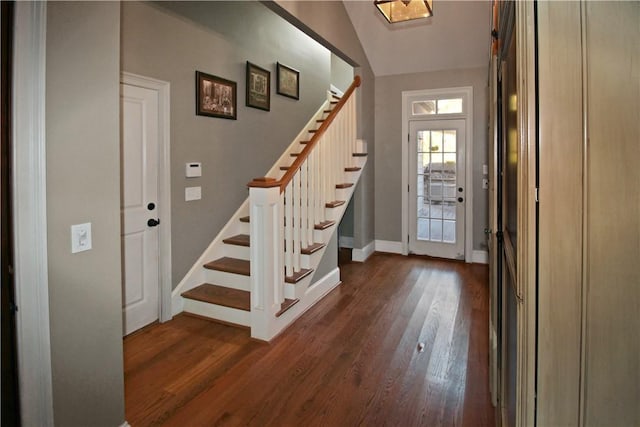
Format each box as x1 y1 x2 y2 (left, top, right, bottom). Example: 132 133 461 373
301 158 309 249
284 181 293 277
293 171 301 272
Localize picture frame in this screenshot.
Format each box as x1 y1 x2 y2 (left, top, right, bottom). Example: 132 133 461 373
246 62 271 111
276 62 300 100
195 71 237 120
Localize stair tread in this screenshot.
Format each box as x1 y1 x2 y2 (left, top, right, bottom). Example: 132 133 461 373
315 220 336 230
325 200 345 208
276 298 299 317
223 234 250 247
330 101 339 105
290 152 300 157
299 140 311 144
316 119 325 123
308 129 318 133
323 109 332 113
204 257 250 276
182 284 250 311
301 242 326 255
345 166 362 172
353 153 368 157
280 166 290 171
239 216 250 223
336 183 354 189
285 268 314 284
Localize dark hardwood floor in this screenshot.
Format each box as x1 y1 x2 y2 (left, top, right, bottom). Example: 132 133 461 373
124 252 495 426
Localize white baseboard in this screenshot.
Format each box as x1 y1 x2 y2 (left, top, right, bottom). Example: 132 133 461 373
375 240 403 255
472 250 489 264
120 422 131 427
339 235 354 248
352 240 375 262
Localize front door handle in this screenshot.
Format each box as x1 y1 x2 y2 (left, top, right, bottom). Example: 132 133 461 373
147 218 160 227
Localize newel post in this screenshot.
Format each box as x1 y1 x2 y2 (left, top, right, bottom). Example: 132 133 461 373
249 183 284 341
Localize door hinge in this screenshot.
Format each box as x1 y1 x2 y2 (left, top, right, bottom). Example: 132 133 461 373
408 133 410 142
535 187 539 203
496 230 504 242
9 302 18 313
407 184 410 192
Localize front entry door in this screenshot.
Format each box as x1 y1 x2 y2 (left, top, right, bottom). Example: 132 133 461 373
409 120 466 259
121 83 160 335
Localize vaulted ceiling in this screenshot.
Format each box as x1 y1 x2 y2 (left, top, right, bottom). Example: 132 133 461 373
343 0 492 76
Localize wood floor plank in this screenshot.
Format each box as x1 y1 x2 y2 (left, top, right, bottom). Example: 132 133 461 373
124 253 495 426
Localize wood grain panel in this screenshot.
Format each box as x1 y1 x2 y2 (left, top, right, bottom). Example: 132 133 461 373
536 2 584 425
124 253 495 426
583 2 640 425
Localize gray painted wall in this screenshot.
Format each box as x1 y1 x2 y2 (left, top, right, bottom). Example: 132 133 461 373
375 67 489 251
122 1 336 287
46 3 125 425
331 52 354 93
272 0 376 250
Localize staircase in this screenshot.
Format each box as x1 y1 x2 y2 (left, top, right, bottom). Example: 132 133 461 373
171 76 366 341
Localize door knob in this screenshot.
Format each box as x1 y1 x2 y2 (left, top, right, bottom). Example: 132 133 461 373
147 218 160 227
458 197 464 203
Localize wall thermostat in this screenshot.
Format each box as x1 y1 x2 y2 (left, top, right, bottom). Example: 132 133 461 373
186 162 202 178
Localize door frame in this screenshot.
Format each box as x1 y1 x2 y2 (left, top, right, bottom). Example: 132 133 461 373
401 86 473 262
121 72 172 323
408 119 466 259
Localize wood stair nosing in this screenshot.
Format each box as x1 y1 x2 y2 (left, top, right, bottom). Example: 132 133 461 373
330 101 339 105
308 129 318 133
323 109 332 113
314 220 336 230
280 166 290 171
301 242 326 255
345 166 362 172
336 183 354 189
285 268 313 284
299 140 311 145
275 298 299 317
239 216 250 223
316 119 325 123
204 257 250 276
181 283 250 312
325 200 345 208
290 152 300 157
353 153 368 157
223 234 250 247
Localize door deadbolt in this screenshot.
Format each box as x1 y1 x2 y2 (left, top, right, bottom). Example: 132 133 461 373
147 202 156 211
458 197 464 203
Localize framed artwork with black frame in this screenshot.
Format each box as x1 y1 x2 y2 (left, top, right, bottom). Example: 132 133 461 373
246 62 270 111
276 62 299 100
195 71 237 120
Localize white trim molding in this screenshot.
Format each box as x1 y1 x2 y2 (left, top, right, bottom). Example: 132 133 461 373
375 240 403 255
121 72 172 323
401 86 474 263
12 2 55 425
472 250 489 264
352 240 375 262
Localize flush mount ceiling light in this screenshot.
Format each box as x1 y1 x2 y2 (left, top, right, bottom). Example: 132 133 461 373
374 0 433 23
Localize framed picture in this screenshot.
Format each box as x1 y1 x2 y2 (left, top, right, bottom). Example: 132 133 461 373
195 71 237 120
276 62 300 100
246 62 270 111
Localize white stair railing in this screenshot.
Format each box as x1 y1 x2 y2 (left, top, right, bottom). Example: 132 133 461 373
248 76 360 340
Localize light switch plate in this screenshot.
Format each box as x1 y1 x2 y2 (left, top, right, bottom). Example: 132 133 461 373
185 186 202 201
482 178 489 190
483 164 488 175
71 222 92 253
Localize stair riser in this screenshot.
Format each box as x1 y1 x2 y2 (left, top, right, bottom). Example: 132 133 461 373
313 227 334 244
183 298 251 327
284 273 314 300
223 244 250 260
300 249 324 270
238 222 251 235
203 270 250 291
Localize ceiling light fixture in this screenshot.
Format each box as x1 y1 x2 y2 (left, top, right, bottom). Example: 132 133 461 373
374 0 433 23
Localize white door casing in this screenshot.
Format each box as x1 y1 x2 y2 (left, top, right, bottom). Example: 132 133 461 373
409 120 466 259
121 83 160 335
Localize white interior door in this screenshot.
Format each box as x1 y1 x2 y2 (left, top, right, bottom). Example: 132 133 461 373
121 83 160 336
409 119 466 259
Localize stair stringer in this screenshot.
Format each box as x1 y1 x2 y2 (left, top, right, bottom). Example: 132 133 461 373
171 96 333 315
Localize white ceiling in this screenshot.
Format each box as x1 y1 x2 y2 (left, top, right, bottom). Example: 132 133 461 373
343 0 492 76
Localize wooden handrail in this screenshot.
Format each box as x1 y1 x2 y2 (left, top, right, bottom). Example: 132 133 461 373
248 75 361 192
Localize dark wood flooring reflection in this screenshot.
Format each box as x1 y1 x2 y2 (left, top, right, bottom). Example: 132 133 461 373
124 253 495 426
